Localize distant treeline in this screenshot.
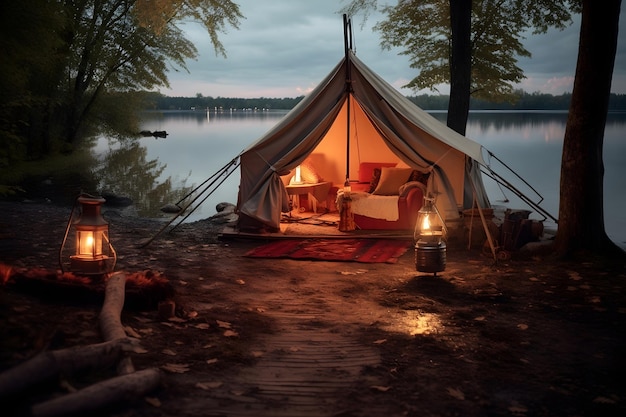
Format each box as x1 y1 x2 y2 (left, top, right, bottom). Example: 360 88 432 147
145 93 302 111
415 92 626 111
144 91 626 111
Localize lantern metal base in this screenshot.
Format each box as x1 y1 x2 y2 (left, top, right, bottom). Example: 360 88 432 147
415 240 446 275
70 255 114 275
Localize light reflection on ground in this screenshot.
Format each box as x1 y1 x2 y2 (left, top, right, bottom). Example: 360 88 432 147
381 311 443 336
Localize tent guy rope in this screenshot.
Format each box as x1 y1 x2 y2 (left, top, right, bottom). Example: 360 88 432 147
138 156 240 247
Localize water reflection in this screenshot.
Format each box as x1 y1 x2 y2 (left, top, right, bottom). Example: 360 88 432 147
94 138 195 219
142 109 290 127
430 111 571 144
93 110 287 220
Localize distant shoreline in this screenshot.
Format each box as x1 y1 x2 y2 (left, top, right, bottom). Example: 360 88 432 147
142 91 626 113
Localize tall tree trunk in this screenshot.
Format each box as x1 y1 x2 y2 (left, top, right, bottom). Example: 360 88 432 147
554 0 624 258
448 0 485 210
447 0 472 136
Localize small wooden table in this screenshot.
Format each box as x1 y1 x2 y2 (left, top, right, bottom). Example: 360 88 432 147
286 182 332 213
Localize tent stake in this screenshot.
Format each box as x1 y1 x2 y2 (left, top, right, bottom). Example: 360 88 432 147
469 177 497 261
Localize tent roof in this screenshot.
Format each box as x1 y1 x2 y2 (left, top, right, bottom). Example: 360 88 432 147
242 53 487 167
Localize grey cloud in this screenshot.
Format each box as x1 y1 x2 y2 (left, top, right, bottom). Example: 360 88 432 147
165 1 625 96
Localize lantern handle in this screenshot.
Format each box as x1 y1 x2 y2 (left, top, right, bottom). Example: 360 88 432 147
103 232 117 272
431 198 448 237
59 197 82 273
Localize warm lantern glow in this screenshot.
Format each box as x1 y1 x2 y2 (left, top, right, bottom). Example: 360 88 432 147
414 197 446 243
77 230 102 257
414 196 447 275
421 215 431 234
294 165 302 183
60 195 116 275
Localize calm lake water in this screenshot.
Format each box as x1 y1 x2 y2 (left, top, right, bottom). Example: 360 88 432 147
94 110 626 247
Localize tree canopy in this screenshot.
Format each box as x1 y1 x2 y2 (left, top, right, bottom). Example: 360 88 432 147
0 0 242 167
344 0 578 102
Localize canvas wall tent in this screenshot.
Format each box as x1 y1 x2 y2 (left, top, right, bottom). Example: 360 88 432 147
237 51 492 232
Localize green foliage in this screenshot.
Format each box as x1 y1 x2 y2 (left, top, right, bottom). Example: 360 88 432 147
345 0 577 102
0 0 242 174
377 1 451 90
93 92 151 139
134 0 242 57
0 150 99 201
0 0 68 165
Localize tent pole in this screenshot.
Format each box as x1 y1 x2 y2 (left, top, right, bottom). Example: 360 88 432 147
481 168 557 223
170 161 239 231
343 14 352 183
482 150 557 223
468 192 476 250
345 94 350 183
138 157 239 248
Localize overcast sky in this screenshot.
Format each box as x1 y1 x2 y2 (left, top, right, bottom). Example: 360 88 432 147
161 0 626 98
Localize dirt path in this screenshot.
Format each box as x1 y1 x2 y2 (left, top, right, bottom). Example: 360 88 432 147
152 253 417 417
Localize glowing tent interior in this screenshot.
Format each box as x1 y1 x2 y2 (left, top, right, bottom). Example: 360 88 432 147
236 50 491 233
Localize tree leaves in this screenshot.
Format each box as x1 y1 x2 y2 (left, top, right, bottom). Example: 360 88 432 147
133 0 243 57
345 0 575 102
0 0 243 162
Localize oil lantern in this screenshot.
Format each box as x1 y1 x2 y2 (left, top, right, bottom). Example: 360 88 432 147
414 196 447 275
60 195 117 275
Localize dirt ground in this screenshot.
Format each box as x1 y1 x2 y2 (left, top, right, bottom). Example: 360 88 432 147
1 200 626 417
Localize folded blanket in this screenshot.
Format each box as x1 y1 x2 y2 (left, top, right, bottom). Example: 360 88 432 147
337 191 399 221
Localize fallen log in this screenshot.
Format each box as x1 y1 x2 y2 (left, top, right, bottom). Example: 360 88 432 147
7 268 173 310
99 272 127 341
99 272 135 375
2 271 163 415
0 338 138 400
29 368 161 417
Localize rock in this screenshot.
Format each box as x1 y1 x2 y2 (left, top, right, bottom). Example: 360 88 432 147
208 211 238 224
160 203 183 214
215 202 235 213
101 193 133 207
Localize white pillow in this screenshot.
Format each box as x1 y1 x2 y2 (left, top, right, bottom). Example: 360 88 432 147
372 167 413 195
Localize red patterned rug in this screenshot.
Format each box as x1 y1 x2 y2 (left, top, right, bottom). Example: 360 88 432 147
244 238 412 263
